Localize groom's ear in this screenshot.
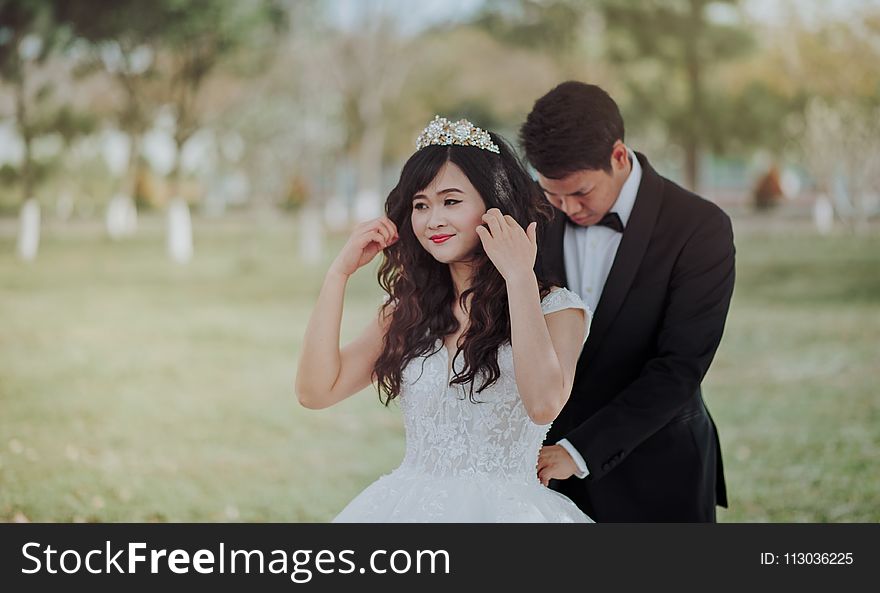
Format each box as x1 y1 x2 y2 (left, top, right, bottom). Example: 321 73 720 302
610 141 628 171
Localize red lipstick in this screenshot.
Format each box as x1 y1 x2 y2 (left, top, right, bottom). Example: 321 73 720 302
430 234 454 244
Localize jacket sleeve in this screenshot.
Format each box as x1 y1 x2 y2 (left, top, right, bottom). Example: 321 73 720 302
564 208 736 481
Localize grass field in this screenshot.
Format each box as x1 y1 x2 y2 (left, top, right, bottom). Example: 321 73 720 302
1 214 878 522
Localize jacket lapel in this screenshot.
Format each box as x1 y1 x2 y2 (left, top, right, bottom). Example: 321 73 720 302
581 153 663 361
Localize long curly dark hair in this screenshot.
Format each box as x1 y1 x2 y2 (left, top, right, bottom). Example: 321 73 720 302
373 132 555 404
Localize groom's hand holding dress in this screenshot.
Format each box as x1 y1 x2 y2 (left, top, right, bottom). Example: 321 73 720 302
537 444 578 486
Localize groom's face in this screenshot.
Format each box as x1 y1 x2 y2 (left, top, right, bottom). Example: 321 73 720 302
536 143 630 227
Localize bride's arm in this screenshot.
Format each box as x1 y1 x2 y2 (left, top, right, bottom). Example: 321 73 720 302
294 274 389 409
506 275 585 424
295 217 397 409
475 208 585 425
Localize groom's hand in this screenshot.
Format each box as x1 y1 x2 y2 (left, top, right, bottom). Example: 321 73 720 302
537 445 578 486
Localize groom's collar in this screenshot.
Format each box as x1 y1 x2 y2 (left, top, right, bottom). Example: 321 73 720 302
609 148 642 229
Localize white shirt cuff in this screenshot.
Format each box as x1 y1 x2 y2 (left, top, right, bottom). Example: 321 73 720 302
557 438 590 479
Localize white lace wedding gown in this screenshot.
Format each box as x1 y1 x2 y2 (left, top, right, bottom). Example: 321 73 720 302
333 288 594 523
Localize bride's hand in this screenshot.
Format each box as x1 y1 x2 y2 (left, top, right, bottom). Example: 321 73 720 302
329 217 399 277
475 208 537 282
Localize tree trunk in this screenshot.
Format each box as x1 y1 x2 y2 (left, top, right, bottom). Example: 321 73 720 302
106 132 140 239
16 198 41 261
354 122 385 222
813 194 834 235
13 57 39 260
166 143 193 264
14 67 34 206
298 203 323 265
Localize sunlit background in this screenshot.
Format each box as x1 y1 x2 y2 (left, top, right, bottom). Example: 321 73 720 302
1 0 878 522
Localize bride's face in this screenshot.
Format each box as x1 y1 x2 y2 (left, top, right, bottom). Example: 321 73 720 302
411 162 487 264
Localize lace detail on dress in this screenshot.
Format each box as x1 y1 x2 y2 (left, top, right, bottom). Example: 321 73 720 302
540 287 592 342
397 344 547 483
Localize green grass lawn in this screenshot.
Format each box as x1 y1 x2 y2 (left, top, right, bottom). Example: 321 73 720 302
1 215 877 522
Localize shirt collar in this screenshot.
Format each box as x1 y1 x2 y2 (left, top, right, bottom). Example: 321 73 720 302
609 148 641 228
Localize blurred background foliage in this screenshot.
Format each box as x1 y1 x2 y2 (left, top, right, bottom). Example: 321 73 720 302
0 0 877 217
0 0 878 522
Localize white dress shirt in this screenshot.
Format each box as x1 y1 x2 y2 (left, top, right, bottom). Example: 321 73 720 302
557 150 643 479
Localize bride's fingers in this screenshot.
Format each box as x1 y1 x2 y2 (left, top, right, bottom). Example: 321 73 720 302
372 222 391 245
474 224 491 244
482 209 505 237
526 221 537 245
375 220 398 247
503 214 522 232
364 230 386 248
383 217 399 239
377 218 398 243
490 209 508 235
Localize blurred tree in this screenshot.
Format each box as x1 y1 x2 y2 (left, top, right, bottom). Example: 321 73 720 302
473 0 586 57
151 0 285 193
774 4 880 231
56 0 169 208
324 6 417 222
59 0 188 240
466 0 606 123
154 0 283 263
59 0 283 259
58 0 284 201
471 0 803 189
218 1 343 212
600 0 755 191
0 0 95 259
1 0 52 207
800 99 880 233
778 7 880 108
396 24 568 152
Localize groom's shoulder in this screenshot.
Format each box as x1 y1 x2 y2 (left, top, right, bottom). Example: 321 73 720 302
652 169 731 230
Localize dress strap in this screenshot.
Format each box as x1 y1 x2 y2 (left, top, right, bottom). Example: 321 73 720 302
540 287 592 342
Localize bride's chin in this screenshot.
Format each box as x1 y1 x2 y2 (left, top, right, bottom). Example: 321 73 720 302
422 247 458 263
420 245 479 265
446 254 480 266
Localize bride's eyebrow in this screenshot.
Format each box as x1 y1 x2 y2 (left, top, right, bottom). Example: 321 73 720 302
412 187 464 201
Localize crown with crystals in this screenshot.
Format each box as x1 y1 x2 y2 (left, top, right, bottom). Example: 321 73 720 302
415 115 500 153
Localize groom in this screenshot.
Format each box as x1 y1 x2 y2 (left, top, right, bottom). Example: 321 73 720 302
526 82 735 522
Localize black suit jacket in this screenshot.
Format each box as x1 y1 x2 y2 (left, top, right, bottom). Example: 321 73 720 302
538 153 735 522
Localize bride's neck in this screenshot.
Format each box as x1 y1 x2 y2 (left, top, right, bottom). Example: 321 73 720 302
448 261 475 300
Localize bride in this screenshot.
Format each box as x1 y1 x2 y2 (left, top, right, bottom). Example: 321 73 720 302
296 116 593 522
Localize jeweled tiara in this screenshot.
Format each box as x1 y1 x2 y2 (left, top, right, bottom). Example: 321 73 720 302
415 115 500 153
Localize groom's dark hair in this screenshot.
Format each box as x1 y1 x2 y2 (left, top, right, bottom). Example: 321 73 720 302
520 81 625 179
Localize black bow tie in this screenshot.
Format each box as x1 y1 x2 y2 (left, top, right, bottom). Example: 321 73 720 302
567 211 624 233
